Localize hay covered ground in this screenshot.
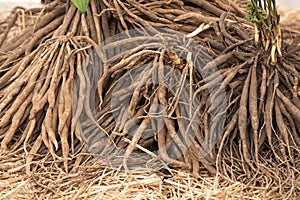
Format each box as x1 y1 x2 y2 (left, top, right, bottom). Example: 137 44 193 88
0 150 279 199
0 1 300 199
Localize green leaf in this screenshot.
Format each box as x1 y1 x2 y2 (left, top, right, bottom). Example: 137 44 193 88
246 1 268 23
71 0 90 13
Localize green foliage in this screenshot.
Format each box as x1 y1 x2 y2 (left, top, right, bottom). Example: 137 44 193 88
71 0 90 13
246 1 268 23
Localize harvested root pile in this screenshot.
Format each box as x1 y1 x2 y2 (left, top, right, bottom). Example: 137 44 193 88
0 1 101 174
0 0 300 197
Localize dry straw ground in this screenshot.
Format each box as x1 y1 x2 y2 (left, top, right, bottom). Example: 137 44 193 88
0 150 278 199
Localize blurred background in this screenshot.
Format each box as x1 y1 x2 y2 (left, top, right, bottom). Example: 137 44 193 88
0 0 300 19
0 0 41 18
278 0 300 9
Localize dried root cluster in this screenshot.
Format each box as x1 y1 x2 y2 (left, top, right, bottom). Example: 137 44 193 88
0 0 300 196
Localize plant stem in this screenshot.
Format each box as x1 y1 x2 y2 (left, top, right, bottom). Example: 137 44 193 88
246 0 282 65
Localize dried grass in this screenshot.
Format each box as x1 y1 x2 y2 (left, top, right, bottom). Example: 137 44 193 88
1 150 280 200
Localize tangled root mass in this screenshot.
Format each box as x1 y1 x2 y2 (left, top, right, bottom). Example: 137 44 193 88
0 0 300 196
